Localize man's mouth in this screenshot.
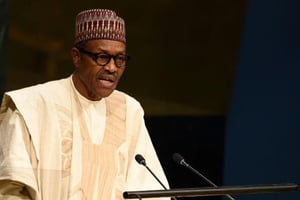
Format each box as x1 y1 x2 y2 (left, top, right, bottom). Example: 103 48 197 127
97 76 116 88
98 75 115 82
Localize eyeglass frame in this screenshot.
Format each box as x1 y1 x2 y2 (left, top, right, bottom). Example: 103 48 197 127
76 47 130 68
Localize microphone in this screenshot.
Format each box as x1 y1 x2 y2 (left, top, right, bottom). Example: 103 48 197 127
135 154 177 200
172 153 236 200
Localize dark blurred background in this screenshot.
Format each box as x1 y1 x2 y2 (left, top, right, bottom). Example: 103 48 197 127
3 0 245 116
1 0 299 200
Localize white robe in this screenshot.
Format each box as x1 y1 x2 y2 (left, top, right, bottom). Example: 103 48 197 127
0 76 170 200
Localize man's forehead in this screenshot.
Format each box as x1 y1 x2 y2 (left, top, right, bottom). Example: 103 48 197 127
86 39 126 52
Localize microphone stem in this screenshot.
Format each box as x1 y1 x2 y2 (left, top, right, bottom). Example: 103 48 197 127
145 165 177 200
145 165 168 190
186 164 236 200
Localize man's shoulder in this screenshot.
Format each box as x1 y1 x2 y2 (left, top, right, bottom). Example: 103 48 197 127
7 77 70 96
112 90 142 108
4 77 71 107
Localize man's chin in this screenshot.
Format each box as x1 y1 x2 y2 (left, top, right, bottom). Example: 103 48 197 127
98 89 114 98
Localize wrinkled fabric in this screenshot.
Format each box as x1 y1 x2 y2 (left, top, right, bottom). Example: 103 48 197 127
0 76 170 200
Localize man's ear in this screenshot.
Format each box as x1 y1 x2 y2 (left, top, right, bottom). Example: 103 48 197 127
71 47 81 68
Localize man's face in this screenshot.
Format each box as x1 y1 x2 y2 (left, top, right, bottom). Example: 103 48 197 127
72 39 127 100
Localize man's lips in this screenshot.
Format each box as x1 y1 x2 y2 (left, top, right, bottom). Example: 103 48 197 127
98 75 115 82
97 76 116 88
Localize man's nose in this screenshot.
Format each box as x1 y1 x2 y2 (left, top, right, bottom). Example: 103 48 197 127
103 58 118 72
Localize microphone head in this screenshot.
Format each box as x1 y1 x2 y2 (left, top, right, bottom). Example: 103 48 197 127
172 153 185 165
135 154 146 166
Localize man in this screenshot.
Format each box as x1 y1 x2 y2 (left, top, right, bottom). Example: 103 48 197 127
0 9 170 200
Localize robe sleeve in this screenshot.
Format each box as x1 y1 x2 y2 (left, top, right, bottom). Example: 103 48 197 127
125 96 171 200
0 106 38 199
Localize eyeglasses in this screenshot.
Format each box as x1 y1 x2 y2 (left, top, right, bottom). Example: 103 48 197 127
77 48 130 68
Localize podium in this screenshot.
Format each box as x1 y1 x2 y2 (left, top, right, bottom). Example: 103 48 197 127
123 183 299 199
